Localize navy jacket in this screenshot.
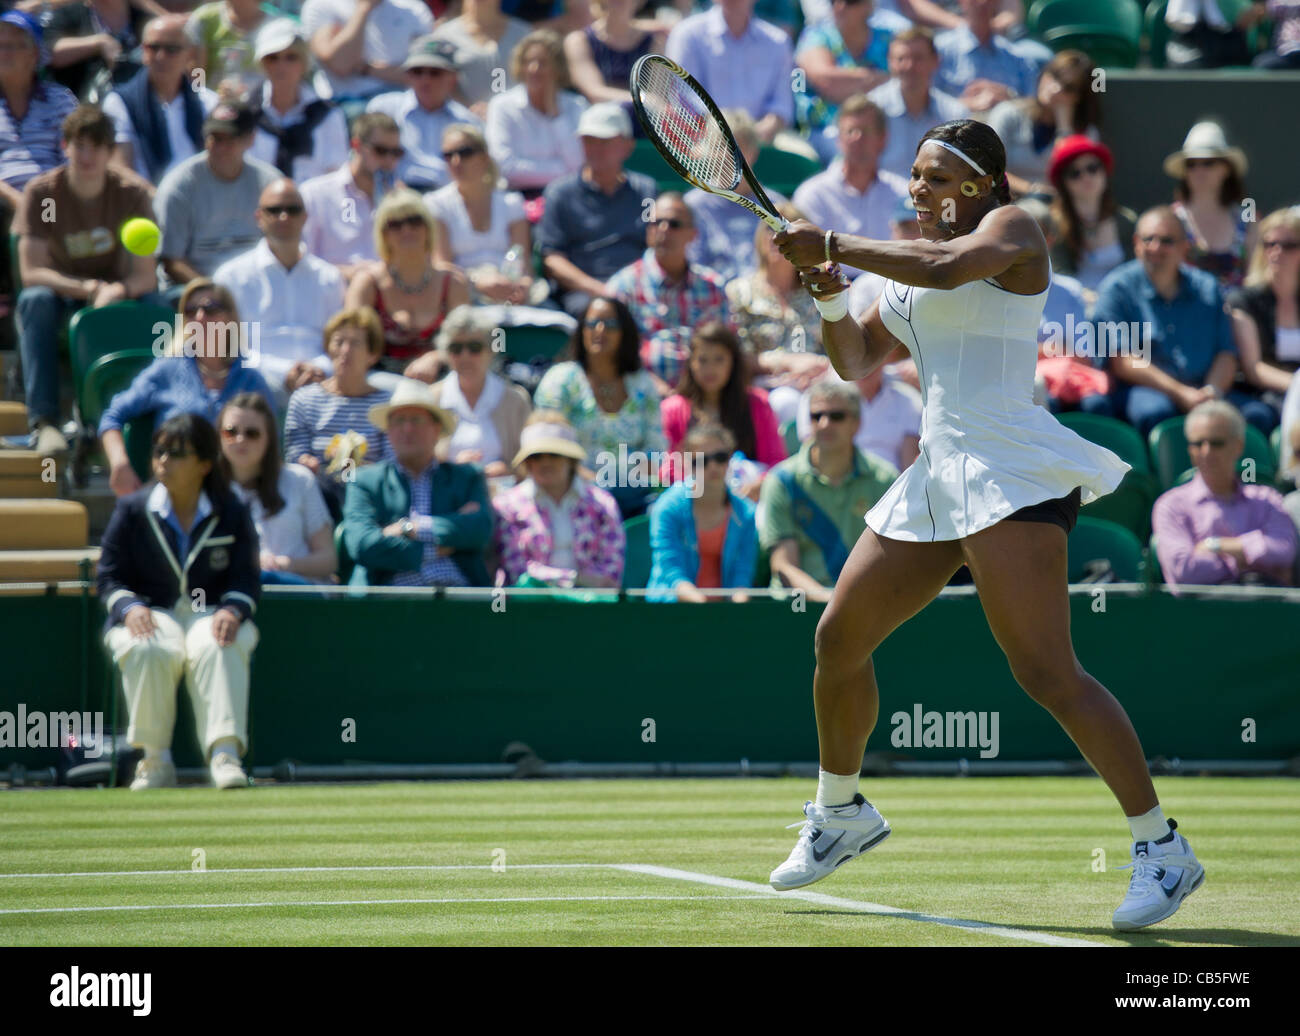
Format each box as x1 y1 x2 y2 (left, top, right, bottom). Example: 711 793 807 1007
97 484 261 631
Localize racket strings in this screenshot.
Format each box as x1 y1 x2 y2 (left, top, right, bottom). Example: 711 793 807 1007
635 62 740 192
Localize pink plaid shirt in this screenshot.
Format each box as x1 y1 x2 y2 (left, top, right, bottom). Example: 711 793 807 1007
492 478 626 587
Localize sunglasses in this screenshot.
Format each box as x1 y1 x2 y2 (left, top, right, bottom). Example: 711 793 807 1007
1187 438 1228 449
700 450 731 466
810 410 850 423
152 445 193 459
1263 239 1300 252
1139 235 1181 247
262 204 303 216
410 66 451 78
368 143 406 159
1184 158 1221 169
584 317 617 329
442 145 483 161
184 299 229 316
221 425 264 442
385 214 424 231
1066 161 1104 180
143 42 185 55
263 50 302 63
448 340 486 355
653 218 687 229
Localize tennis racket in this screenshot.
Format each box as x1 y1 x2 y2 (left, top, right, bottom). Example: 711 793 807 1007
630 54 788 234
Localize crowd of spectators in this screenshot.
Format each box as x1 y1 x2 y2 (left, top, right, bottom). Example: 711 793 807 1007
3 0 1299 634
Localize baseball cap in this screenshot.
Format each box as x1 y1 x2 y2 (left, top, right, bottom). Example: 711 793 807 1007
577 102 632 140
403 36 458 72
254 18 305 62
0 10 45 67
203 101 257 137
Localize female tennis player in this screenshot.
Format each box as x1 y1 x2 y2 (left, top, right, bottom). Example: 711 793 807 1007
767 119 1203 931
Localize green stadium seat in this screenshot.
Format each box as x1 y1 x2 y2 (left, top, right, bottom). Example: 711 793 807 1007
779 418 801 455
1057 411 1151 473
628 138 684 196
1144 0 1171 67
69 301 173 431
1144 532 1165 587
622 514 651 590
1067 515 1144 581
1269 424 1282 465
78 349 156 438
122 414 155 483
1149 415 1276 491
501 323 571 365
1080 475 1156 541
752 146 823 197
1028 0 1143 67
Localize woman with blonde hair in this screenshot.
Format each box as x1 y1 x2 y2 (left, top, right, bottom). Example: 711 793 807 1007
484 29 588 195
345 189 471 382
425 123 535 305
1227 207 1300 434
100 279 275 497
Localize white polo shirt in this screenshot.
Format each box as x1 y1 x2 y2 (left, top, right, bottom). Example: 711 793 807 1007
792 161 907 280
299 163 377 268
212 239 345 387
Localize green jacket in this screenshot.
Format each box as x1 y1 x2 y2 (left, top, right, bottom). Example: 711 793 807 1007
342 459 494 587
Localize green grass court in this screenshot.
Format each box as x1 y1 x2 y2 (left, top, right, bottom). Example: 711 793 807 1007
1 778 1296 947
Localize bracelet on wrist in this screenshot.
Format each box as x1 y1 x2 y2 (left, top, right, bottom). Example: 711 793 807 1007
824 229 834 265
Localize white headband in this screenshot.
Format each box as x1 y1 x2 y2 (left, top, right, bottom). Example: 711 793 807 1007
927 139 986 177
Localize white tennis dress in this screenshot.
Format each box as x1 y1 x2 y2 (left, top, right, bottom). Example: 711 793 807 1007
865 273 1130 541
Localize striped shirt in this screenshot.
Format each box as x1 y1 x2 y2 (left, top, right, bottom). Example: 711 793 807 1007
390 461 469 587
606 251 731 387
0 81 78 191
283 382 394 469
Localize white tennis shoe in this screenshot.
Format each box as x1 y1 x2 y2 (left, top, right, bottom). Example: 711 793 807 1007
210 753 248 790
770 793 892 891
1112 821 1204 931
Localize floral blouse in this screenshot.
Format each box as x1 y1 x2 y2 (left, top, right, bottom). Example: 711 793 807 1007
492 477 626 587
532 361 667 467
727 272 825 357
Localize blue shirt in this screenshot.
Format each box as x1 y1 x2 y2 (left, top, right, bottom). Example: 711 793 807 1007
665 7 795 126
1091 260 1236 385
537 170 658 282
866 78 970 182
365 90 481 192
99 354 276 436
934 26 1040 100
0 80 78 190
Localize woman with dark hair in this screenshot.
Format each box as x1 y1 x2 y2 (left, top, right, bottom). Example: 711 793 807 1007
1047 135 1137 294
534 295 666 516
659 322 786 495
986 49 1099 199
1164 121 1256 288
97 413 261 791
219 392 336 584
769 119 1203 932
646 422 757 604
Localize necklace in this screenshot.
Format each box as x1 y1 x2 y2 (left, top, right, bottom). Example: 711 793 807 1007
389 265 434 294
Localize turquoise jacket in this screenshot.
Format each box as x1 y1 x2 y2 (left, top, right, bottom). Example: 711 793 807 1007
342 459 493 587
646 480 758 602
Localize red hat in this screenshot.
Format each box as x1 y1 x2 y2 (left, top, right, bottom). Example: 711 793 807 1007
1047 135 1113 187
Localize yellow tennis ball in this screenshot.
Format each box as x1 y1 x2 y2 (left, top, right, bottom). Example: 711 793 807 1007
120 217 160 257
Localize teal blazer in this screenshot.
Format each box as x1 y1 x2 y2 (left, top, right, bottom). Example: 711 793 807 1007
342 459 494 587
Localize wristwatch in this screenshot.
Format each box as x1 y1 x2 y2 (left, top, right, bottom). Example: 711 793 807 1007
1205 536 1222 553
400 519 415 538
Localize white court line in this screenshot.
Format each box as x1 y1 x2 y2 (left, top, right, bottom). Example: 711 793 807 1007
612 865 1108 948
0 894 773 916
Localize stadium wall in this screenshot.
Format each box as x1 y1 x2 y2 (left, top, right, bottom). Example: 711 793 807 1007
1101 71 1300 219
3 589 1297 770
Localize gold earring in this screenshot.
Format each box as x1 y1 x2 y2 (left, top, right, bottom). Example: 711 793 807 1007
960 181 980 198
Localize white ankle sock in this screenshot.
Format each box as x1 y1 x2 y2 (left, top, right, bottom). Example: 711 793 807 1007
143 747 172 764
1127 805 1171 843
210 738 241 763
815 769 859 808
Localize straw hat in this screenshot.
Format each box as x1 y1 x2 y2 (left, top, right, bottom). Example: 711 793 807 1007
1163 121 1248 180
368 378 458 434
511 420 588 468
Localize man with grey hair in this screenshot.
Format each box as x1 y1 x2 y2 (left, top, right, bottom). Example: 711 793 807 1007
686 109 786 284
1152 400 1296 592
759 378 899 603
